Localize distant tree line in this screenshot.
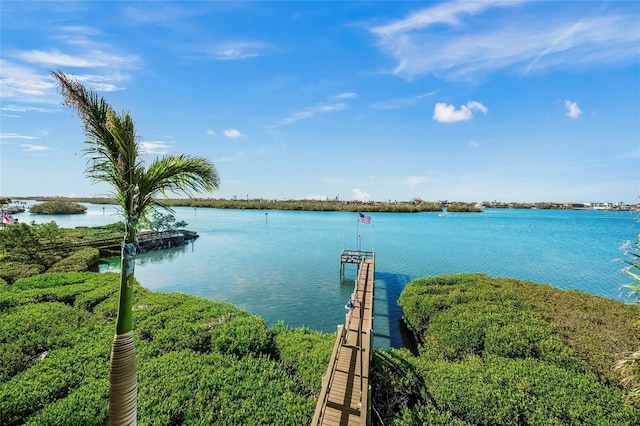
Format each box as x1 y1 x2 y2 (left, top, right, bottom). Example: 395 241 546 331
25 196 639 213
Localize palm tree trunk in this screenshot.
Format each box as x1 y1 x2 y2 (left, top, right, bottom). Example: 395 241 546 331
109 238 137 425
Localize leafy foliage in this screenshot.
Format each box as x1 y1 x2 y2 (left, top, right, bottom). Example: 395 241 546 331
273 323 335 396
144 210 188 232
0 261 45 285
0 272 332 425
0 222 68 268
48 247 100 273
29 200 87 215
386 273 640 425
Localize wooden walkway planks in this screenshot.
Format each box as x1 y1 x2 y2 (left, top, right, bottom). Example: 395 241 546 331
312 256 375 426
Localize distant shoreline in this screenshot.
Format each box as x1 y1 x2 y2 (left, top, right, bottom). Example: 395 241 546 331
3 196 637 214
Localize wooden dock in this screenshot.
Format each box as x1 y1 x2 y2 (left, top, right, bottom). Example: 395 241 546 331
312 251 375 426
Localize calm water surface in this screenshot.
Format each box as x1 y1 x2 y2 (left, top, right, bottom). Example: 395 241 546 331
19 204 638 347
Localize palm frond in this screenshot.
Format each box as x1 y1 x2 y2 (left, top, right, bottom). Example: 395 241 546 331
136 155 220 215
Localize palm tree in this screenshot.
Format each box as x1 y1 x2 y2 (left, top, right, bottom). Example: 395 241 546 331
52 71 220 425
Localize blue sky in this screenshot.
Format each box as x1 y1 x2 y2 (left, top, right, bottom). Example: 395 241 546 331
1 1 639 203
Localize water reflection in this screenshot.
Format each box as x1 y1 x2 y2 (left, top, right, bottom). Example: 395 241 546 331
100 243 191 271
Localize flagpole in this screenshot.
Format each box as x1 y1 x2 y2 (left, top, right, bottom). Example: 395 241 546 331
356 212 360 250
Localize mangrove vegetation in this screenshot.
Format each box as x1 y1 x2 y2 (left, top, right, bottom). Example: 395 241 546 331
29 200 87 215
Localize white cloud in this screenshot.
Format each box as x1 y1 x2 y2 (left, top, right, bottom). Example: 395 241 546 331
140 141 172 155
14 49 140 69
468 140 481 148
0 132 38 140
433 101 487 123
206 129 215 136
0 60 56 99
370 2 640 80
223 129 245 138
21 144 49 151
209 41 271 60
565 100 582 118
352 188 371 202
372 1 520 36
1 104 57 113
335 92 358 100
403 176 431 187
272 102 347 128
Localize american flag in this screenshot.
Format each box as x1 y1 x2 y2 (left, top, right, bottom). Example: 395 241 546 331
358 212 371 224
2 211 16 225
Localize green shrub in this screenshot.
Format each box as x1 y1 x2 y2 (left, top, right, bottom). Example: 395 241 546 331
393 273 640 425
0 325 112 425
0 302 91 381
48 248 100 273
420 355 640 425
273 325 334 396
23 379 109 426
29 200 87 215
209 314 272 358
13 272 97 290
0 261 44 284
0 273 119 311
137 350 313 426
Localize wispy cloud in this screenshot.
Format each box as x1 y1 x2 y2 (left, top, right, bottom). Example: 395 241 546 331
1 104 57 113
335 92 358 100
271 102 347 128
21 144 49 151
565 100 582 118
371 90 438 110
433 101 487 123
14 49 139 69
370 1 640 80
140 141 172 155
0 132 39 140
468 141 481 148
2 22 140 103
209 41 272 60
223 129 245 138
206 129 215 136
0 60 57 100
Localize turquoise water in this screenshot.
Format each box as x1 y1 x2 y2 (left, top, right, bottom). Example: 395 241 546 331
20 205 638 347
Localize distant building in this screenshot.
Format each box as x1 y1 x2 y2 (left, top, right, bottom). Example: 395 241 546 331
564 202 584 209
586 202 614 210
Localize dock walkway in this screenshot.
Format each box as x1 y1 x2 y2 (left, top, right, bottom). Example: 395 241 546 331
312 252 375 426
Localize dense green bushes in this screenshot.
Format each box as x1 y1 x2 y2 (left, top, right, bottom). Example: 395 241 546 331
0 222 116 283
29 200 87 215
381 273 640 425
446 202 482 212
48 247 100 273
0 272 333 425
3 270 638 424
273 323 335 396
